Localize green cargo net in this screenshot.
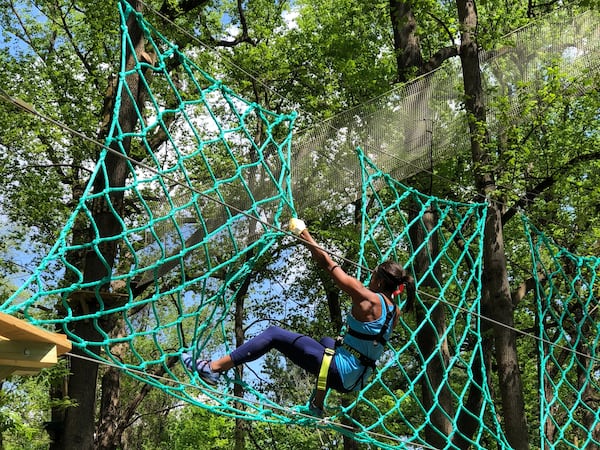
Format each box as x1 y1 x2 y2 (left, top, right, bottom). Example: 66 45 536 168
524 218 600 449
4 2 588 449
0 2 501 448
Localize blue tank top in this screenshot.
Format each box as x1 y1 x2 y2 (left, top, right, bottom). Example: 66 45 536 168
334 294 395 391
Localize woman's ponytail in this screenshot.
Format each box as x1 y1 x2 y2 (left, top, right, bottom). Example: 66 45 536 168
402 275 415 312
377 261 415 312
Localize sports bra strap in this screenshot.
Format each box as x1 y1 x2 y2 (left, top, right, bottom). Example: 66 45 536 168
345 295 396 346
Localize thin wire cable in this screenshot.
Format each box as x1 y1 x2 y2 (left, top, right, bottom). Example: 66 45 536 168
0 86 370 275
417 289 600 365
1 7 596 444
65 351 440 449
137 0 600 241
0 73 586 258
0 86 597 366
3 0 596 246
2 5 598 360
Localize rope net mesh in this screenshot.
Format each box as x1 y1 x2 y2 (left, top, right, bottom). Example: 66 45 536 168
0 2 598 449
525 218 600 449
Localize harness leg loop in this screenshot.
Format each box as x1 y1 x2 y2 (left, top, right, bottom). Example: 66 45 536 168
317 347 335 392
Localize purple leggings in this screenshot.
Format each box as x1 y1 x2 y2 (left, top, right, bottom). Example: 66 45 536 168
229 326 346 392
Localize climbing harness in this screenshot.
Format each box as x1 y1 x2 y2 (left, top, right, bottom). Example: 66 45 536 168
345 303 396 347
314 295 397 395
317 347 336 392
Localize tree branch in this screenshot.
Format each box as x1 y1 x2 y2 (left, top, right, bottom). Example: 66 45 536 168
52 0 100 88
503 151 600 224
421 45 460 74
22 162 93 175
159 0 212 18
511 272 546 307
7 1 46 61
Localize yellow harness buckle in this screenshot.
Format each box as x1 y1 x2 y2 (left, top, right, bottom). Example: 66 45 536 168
317 348 335 392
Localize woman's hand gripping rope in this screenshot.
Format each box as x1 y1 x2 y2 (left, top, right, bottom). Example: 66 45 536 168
289 217 307 236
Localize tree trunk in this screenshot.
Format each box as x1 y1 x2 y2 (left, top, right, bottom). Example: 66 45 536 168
454 336 493 449
96 366 122 450
52 2 148 448
389 14 453 442
389 0 423 83
455 0 529 448
541 331 564 445
409 206 453 446
233 265 255 450
325 275 358 450
95 315 128 450
578 341 599 448
448 221 493 448
46 177 90 447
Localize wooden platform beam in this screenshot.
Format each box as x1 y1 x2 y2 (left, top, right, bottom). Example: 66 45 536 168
0 312 72 380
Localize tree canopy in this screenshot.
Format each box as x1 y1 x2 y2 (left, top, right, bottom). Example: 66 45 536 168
0 0 599 449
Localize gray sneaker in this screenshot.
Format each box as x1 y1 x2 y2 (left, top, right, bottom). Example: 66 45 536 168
181 353 220 386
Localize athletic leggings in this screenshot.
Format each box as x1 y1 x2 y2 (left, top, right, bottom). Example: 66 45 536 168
229 326 347 392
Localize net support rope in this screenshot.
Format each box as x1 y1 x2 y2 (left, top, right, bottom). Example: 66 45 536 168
524 217 600 449
0 2 598 449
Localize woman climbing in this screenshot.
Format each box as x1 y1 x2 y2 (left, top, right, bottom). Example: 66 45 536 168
181 218 415 417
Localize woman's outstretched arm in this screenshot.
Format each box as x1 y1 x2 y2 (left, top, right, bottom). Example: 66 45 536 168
289 219 372 301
